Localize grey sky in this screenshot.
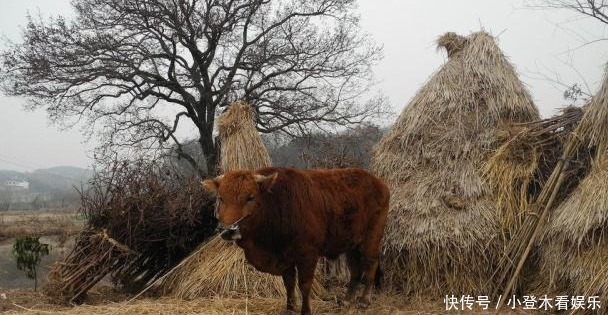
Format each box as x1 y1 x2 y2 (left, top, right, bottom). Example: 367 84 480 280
0 0 606 171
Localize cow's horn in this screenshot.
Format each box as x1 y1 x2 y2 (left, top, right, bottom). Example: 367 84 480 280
253 174 267 183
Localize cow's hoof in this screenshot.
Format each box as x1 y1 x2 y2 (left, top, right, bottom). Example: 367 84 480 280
338 299 352 307
317 292 333 301
357 299 371 309
281 309 298 315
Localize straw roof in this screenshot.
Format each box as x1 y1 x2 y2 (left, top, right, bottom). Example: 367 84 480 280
371 31 539 295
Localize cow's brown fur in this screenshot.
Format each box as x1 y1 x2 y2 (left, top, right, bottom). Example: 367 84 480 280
203 167 390 315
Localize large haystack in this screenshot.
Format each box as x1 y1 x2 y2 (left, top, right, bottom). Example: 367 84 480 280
535 68 608 312
371 31 539 295
163 101 326 299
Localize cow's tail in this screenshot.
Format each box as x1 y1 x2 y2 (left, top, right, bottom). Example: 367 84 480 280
374 265 384 289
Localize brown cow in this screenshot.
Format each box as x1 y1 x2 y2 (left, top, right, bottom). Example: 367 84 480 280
202 167 389 315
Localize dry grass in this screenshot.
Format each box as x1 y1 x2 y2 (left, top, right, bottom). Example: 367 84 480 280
543 156 608 245
0 288 538 315
577 66 608 152
483 107 583 227
162 236 326 299
218 100 272 172
371 31 539 296
0 210 83 242
482 107 587 297
535 107 608 314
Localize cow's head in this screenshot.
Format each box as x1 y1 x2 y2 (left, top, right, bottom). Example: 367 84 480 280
202 170 278 240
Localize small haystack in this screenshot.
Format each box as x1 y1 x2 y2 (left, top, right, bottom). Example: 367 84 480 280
371 31 539 295
218 100 272 172
163 101 326 299
535 68 608 312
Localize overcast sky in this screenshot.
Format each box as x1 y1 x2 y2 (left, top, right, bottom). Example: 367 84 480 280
0 0 606 171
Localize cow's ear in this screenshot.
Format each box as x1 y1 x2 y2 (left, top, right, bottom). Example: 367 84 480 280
202 175 223 195
254 172 278 192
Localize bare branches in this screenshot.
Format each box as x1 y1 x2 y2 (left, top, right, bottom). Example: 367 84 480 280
0 0 385 175
535 0 608 24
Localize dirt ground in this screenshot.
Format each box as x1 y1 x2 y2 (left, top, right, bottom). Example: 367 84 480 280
0 211 540 314
0 287 541 315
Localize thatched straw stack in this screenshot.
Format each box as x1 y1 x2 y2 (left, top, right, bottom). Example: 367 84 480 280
371 31 539 295
163 101 325 299
162 235 325 299
482 106 591 298
535 68 608 311
484 106 584 223
218 100 271 172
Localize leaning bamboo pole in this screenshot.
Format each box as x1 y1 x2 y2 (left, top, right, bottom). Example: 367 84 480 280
494 123 584 311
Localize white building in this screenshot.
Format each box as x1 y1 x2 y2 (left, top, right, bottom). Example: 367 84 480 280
3 180 29 190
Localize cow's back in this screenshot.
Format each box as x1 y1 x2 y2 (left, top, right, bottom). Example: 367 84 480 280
304 168 389 258
254 167 389 259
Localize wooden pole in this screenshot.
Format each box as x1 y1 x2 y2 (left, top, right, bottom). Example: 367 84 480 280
495 136 580 312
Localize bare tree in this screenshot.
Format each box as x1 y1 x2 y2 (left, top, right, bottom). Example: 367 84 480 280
0 0 386 176
267 123 383 169
526 0 608 104
537 0 608 24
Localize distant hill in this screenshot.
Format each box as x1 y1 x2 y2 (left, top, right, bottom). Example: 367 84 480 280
0 170 25 182
0 166 93 193
36 166 93 182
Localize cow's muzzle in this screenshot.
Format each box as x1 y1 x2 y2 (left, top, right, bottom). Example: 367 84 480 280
216 214 248 241
217 223 242 241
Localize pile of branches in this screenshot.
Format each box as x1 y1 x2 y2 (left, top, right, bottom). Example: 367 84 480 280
44 160 217 302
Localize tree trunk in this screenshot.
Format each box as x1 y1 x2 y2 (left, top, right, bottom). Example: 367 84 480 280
199 130 218 177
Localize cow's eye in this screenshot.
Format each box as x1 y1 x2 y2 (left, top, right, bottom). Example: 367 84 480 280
246 195 254 202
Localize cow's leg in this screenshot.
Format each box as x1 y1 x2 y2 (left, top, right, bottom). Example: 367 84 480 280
358 255 379 308
339 250 362 307
297 256 318 315
282 265 297 314
358 214 386 309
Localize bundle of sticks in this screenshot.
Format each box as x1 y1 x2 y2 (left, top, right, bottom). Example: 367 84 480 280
44 160 217 302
